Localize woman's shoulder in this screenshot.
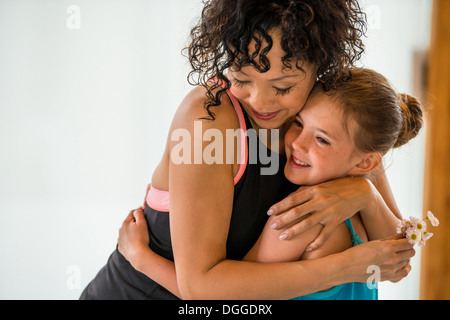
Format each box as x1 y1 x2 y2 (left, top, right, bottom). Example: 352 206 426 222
171 85 241 132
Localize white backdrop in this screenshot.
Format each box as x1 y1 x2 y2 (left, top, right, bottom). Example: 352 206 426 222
0 0 431 299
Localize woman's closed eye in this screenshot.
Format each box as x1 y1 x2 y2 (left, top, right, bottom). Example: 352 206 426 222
232 78 250 88
232 76 295 96
274 86 294 96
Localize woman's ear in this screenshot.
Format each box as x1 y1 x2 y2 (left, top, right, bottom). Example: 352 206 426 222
348 152 382 176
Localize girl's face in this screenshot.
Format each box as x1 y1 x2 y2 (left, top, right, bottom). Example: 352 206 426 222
227 29 317 131
284 90 365 186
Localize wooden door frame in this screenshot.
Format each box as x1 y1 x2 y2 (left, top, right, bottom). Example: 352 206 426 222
420 0 450 300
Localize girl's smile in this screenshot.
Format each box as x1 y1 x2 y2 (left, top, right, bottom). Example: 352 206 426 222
284 88 364 186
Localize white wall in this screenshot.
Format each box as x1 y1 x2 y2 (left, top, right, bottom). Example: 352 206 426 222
0 0 431 299
357 0 431 300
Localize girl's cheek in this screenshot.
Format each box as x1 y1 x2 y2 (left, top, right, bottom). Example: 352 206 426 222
284 126 300 152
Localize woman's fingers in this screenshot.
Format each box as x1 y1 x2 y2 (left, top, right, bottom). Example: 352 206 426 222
304 222 337 252
270 200 318 232
385 236 415 254
390 262 412 283
377 237 415 282
267 186 312 216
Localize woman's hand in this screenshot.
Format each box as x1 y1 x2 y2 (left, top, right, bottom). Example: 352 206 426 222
344 234 415 284
268 177 375 251
118 208 150 270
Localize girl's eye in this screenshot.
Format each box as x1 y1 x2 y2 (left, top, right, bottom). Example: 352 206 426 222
293 118 303 128
275 86 294 96
232 78 250 88
316 137 330 145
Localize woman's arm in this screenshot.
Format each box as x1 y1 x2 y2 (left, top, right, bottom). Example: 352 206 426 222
120 213 415 300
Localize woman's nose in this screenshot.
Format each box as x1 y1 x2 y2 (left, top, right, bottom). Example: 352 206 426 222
249 88 272 112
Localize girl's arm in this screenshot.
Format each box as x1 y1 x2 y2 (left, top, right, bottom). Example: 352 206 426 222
369 165 402 219
358 166 402 241
244 171 400 264
118 209 181 298
267 167 401 250
244 214 320 263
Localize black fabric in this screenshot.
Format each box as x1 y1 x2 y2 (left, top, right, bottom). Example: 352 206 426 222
80 95 297 300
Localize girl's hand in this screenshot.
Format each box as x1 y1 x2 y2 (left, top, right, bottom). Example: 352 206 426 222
268 177 374 251
118 208 150 269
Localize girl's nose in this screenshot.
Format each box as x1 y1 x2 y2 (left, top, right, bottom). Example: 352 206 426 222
291 131 310 154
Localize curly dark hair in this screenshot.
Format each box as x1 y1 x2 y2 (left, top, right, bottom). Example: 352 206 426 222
186 0 367 120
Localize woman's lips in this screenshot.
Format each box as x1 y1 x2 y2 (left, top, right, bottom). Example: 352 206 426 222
252 109 281 120
289 155 311 169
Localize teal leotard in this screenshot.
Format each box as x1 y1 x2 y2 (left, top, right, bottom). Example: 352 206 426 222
292 219 378 300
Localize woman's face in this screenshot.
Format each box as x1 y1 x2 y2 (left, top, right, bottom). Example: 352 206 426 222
227 29 317 131
284 90 363 186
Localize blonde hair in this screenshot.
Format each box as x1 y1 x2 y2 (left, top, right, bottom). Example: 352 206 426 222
329 68 424 155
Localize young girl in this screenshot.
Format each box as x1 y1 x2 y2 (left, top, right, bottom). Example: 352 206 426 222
244 67 424 299
81 0 415 300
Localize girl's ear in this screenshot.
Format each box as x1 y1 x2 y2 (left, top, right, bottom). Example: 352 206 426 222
348 152 382 176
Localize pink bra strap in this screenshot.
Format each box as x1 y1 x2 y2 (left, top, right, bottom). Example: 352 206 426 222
146 88 248 211
146 185 170 212
226 89 248 185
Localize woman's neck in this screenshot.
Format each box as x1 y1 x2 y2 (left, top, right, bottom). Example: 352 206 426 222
248 117 292 155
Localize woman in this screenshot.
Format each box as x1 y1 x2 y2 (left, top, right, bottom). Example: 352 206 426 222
81 0 414 300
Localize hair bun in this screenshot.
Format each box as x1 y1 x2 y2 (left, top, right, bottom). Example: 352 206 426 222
394 93 424 148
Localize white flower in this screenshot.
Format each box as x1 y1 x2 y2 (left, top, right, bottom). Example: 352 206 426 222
398 212 438 246
397 219 410 235
406 228 421 246
422 232 434 241
410 217 427 232
418 239 426 247
426 211 440 227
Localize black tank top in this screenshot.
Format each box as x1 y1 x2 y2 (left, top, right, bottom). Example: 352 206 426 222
80 90 297 300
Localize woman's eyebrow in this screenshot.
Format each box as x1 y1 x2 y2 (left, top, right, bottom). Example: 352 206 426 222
269 74 301 82
238 69 300 82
